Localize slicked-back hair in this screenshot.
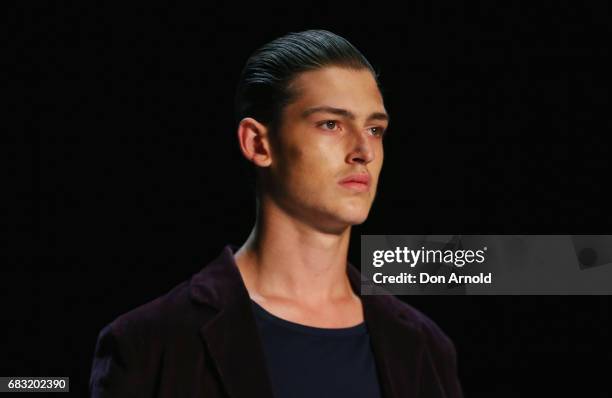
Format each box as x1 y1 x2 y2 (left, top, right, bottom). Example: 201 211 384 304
234 29 382 134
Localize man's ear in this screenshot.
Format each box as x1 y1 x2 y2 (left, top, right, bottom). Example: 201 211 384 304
236 117 273 167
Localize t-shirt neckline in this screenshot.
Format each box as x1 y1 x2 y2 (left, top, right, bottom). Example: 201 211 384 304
250 299 367 337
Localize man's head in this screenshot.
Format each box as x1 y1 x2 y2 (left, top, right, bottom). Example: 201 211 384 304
234 30 389 234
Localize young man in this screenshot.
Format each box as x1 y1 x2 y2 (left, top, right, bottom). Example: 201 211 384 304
90 30 463 398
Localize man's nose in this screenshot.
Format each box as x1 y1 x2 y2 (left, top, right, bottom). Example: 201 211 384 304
346 128 375 164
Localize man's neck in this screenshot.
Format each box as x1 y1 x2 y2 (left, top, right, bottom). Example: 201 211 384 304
233 203 356 308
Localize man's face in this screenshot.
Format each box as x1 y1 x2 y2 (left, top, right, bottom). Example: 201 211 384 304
263 66 388 233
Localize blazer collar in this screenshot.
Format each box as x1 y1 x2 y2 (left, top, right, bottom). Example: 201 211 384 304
189 244 427 398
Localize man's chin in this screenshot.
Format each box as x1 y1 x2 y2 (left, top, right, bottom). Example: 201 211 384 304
339 210 370 226
348 216 369 226
312 212 369 234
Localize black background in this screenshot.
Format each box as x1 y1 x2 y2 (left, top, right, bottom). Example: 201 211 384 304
10 3 612 397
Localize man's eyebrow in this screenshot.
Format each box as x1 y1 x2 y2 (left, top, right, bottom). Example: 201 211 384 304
301 106 390 123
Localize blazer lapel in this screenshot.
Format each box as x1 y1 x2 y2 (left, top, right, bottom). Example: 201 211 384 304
347 262 427 398
190 245 275 398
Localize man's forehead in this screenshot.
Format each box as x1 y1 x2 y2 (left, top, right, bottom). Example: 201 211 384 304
289 67 387 119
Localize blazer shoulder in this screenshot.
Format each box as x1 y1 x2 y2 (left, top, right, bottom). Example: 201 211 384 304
97 277 204 357
90 278 195 397
385 294 457 356
99 258 227 346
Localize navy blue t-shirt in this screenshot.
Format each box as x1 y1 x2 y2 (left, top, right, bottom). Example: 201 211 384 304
250 299 383 398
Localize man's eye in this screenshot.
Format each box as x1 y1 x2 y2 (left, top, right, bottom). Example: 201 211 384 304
318 120 339 131
369 127 386 137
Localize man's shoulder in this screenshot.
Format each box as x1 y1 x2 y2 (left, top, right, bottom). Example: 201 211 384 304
99 274 212 343
373 295 463 396
111 280 189 327
99 245 238 341
90 272 217 396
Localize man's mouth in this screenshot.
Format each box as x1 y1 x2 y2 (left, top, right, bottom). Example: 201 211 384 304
338 173 370 192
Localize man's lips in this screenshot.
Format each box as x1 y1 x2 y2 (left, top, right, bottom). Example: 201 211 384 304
338 173 370 192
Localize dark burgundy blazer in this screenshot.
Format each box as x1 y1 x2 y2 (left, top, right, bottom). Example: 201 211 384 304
90 244 463 397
